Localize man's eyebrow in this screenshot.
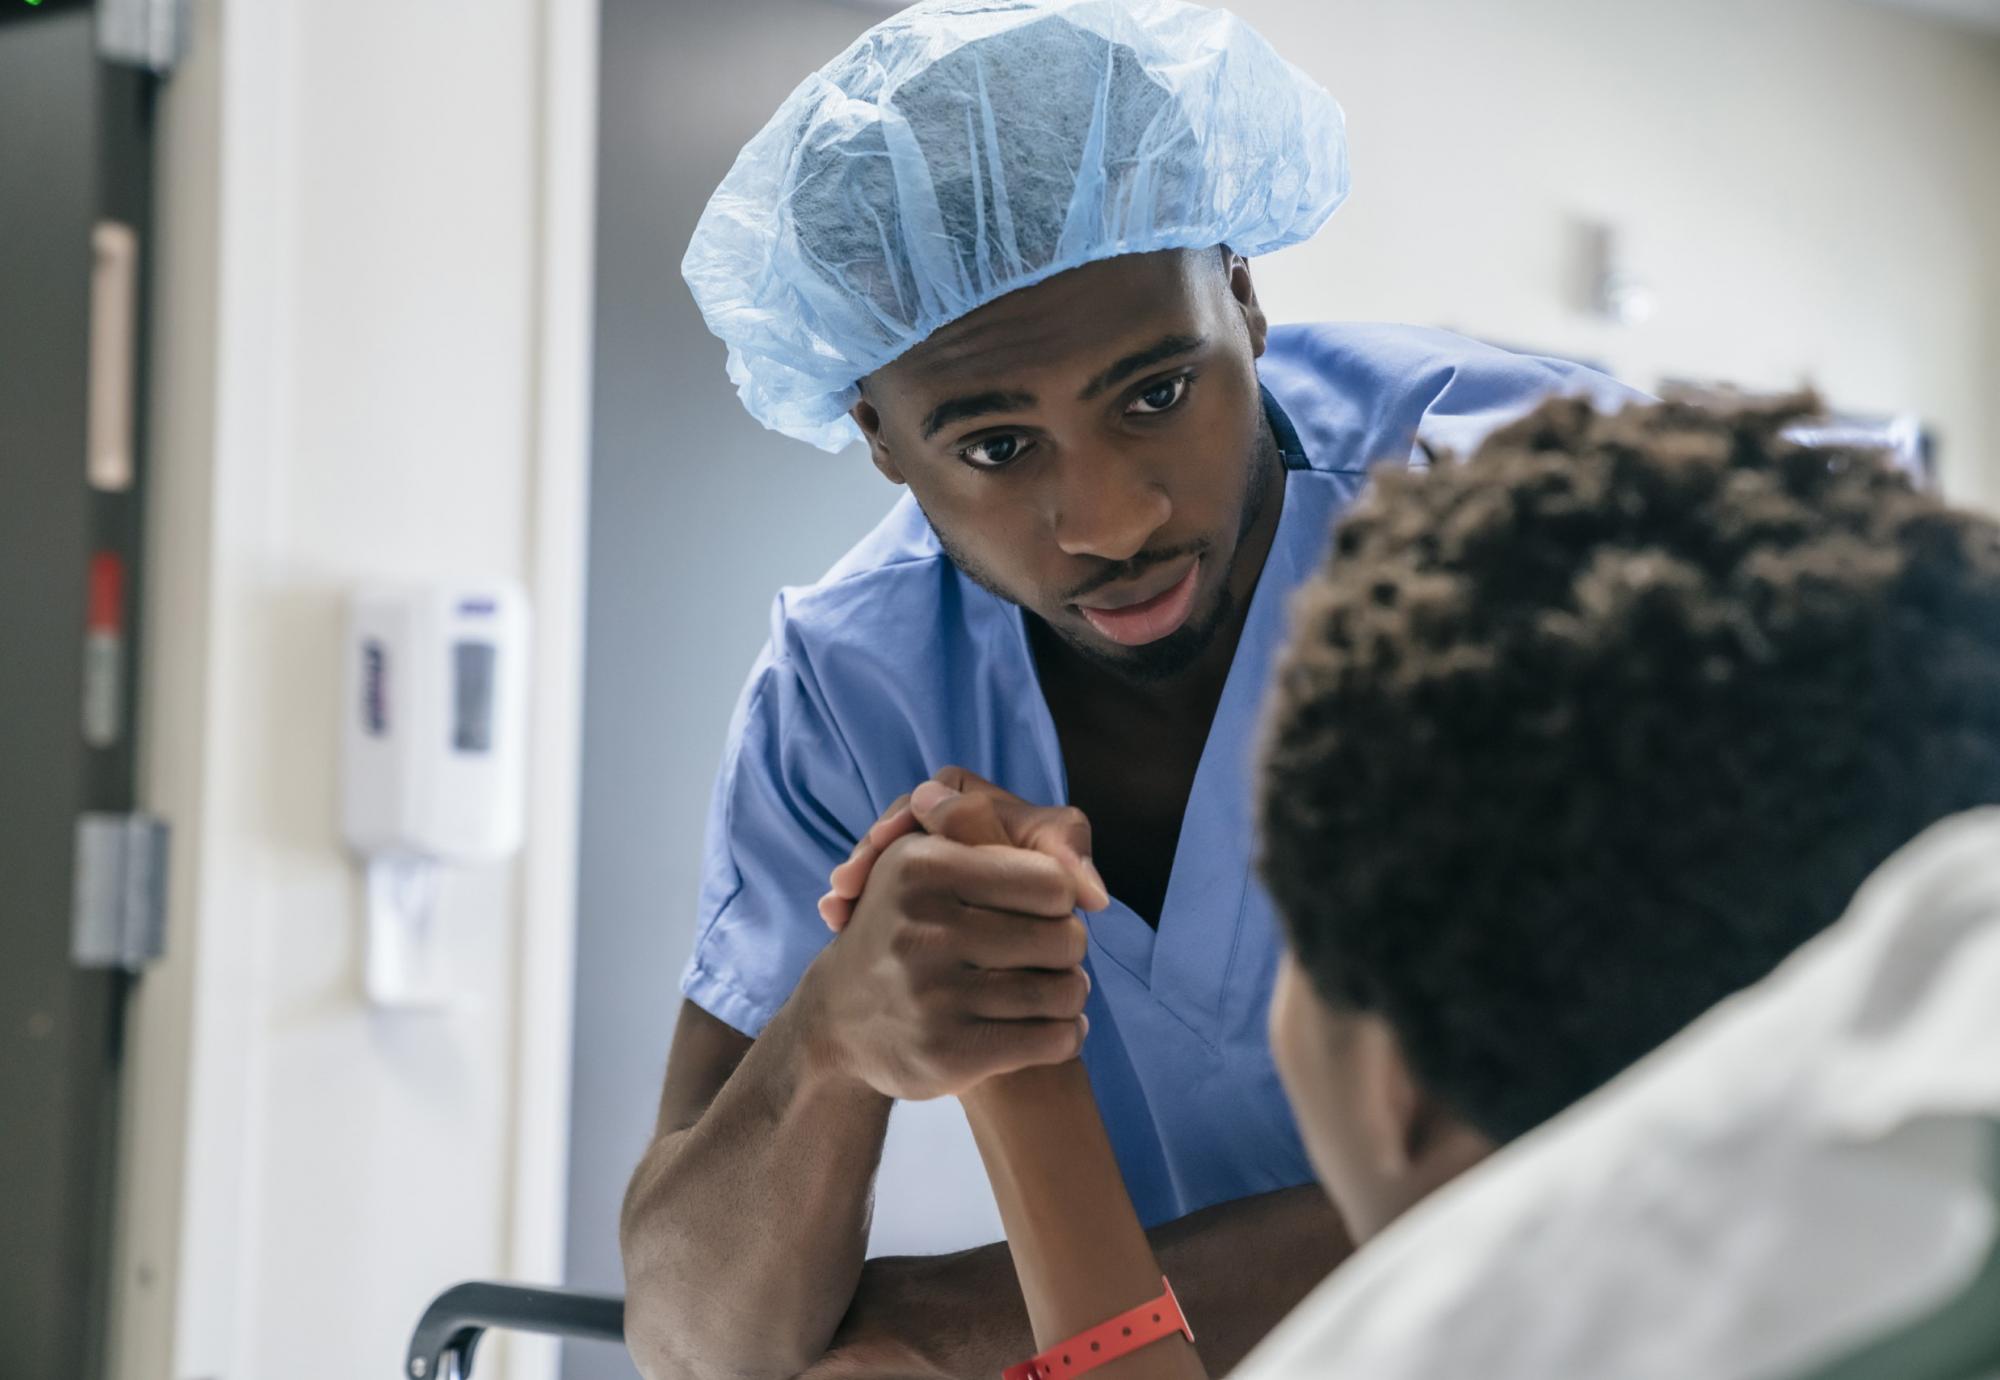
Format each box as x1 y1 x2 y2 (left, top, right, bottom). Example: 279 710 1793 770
921 390 1037 441
1077 334 1208 402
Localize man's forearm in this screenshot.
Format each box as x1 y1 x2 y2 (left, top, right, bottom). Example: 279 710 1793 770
1152 1185 1351 1372
621 994 894 1380
820 1185 1350 1380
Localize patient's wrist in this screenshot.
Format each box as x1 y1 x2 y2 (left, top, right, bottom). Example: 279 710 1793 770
960 1061 1091 1121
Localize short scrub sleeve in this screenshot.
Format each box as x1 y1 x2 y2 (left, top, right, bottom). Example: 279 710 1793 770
679 635 876 1037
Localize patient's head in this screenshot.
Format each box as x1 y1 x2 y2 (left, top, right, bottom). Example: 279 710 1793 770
1257 392 2000 1241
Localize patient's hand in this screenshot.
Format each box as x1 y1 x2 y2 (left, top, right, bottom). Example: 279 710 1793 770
820 767 1109 931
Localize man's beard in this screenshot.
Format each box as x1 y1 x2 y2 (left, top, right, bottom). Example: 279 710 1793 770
927 423 1282 687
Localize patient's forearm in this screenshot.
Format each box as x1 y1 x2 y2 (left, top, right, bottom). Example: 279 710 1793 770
961 1063 1208 1380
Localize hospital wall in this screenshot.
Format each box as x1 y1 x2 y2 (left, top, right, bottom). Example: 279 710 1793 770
566 4 2000 1379
1247 0 2000 511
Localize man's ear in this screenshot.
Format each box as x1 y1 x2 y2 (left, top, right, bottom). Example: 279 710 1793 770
851 391 906 486
1350 1015 1424 1178
1224 250 1269 360
1352 1015 1496 1188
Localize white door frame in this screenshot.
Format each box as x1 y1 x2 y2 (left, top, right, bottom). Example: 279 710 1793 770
507 0 602 1342
108 1 600 1375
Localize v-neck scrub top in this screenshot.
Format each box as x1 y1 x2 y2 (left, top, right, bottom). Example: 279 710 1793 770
681 323 1640 1227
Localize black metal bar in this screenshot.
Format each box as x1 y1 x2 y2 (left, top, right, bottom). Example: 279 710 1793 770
405 1281 625 1379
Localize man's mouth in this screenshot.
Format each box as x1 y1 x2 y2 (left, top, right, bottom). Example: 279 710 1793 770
1074 556 1202 647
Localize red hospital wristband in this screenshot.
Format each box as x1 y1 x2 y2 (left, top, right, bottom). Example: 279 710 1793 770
1002 1278 1195 1380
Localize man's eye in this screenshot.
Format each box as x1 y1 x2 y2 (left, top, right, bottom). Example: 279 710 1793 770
960 434 1026 469
1128 375 1190 415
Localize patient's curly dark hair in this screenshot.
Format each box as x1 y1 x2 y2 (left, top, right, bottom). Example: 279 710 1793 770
1258 393 2000 1143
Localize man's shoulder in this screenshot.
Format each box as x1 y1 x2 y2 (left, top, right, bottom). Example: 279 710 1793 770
1263 321 1616 396
1261 323 1641 474
757 495 980 688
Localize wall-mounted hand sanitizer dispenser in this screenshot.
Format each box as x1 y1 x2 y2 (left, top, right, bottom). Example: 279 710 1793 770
342 582 529 1007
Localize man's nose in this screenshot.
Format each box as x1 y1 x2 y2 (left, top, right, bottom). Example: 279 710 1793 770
1050 447 1172 563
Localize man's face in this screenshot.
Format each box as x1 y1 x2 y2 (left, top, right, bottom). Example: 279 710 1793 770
852 248 1277 683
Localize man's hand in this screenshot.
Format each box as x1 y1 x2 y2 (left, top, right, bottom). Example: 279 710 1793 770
818 767 1110 930
795 777 1106 1102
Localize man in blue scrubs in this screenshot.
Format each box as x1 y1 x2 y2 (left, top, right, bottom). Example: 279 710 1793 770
620 5 1638 1380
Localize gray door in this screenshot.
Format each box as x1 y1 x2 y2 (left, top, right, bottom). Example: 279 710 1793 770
0 3 158 1376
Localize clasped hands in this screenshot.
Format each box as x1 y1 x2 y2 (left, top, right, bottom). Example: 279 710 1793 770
798 768 1110 1104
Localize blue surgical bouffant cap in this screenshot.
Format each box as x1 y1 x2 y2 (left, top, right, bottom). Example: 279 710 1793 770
682 0 1351 452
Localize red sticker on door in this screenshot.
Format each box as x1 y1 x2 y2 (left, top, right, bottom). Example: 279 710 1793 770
83 552 125 748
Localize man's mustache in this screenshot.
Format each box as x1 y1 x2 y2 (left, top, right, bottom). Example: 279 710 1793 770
1061 540 1208 605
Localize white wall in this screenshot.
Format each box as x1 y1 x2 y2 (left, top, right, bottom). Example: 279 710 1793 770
1239 0 2000 509
567 10 2000 1377
114 1 594 1378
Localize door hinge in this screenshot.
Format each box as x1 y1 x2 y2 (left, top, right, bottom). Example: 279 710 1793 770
98 0 190 75
72 812 170 972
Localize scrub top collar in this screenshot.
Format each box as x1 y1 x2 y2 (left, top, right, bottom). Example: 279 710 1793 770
1006 387 1319 1046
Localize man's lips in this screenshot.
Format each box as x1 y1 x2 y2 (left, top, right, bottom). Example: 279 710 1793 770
1074 556 1202 647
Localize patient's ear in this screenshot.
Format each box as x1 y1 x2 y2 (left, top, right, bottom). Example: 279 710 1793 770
1351 1016 1421 1176
1352 1015 1496 1205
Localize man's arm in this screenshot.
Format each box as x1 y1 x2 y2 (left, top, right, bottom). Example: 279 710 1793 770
620 997 894 1380
621 830 1091 1380
810 778 1351 1380
811 1185 1349 1380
